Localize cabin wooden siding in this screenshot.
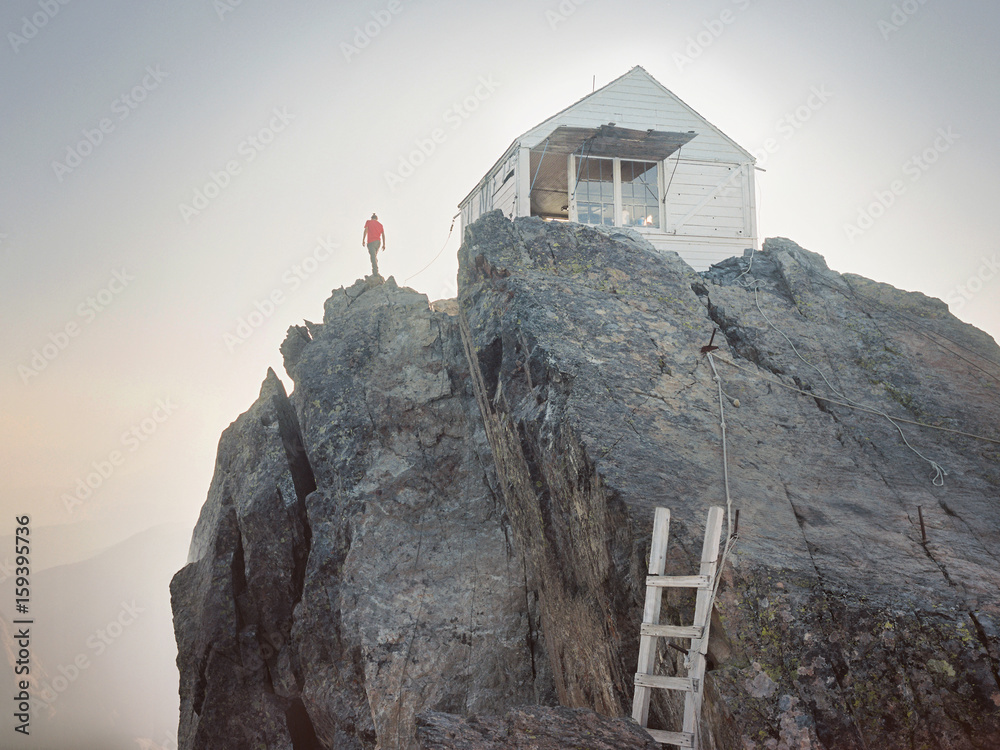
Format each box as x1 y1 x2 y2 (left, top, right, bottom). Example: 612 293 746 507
520 69 750 164
458 67 758 271
637 229 753 272
491 150 519 221
664 160 753 235
461 146 519 228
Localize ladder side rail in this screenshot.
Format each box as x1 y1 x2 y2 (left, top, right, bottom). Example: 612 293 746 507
631 507 671 727
681 506 724 738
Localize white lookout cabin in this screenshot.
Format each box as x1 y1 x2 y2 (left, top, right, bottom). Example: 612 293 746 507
458 66 758 271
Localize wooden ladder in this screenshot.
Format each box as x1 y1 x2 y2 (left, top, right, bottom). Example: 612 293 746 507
632 506 724 749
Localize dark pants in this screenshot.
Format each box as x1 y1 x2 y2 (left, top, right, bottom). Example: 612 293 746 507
367 242 381 275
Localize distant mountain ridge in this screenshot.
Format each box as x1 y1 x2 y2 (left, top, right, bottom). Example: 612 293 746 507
1 522 189 750
0 518 187 574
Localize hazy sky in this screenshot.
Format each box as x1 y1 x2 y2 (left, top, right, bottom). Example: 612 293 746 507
1 0 998 745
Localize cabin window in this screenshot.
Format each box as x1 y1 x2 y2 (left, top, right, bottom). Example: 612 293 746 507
569 155 662 229
621 160 659 228
576 156 615 226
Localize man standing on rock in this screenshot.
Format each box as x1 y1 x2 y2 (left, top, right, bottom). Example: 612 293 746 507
362 213 386 276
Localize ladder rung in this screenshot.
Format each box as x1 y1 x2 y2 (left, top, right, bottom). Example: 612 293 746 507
633 673 697 692
646 574 712 589
640 623 703 639
645 728 695 747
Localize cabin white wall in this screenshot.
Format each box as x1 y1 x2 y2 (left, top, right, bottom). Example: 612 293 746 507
491 151 519 220
638 231 754 272
663 158 754 240
459 147 518 231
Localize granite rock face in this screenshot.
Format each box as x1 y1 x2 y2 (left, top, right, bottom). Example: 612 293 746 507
173 274 554 750
173 213 1000 749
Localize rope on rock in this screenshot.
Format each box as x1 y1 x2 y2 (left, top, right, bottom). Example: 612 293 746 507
713 353 1000 447
825 270 1000 388
740 278 949 486
732 246 1000 388
704 352 738 612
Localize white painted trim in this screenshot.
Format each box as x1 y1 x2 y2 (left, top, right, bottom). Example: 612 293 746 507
669 155 751 166
517 146 531 218
613 158 623 226
740 163 752 238
655 158 665 230
568 152 577 222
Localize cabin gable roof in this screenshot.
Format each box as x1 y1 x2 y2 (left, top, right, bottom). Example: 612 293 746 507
459 66 754 209
519 66 754 162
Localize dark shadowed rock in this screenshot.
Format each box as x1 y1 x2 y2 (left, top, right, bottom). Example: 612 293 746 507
173 212 1000 749
416 706 661 749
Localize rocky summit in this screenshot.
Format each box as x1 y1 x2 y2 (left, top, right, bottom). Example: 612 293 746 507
171 211 1000 749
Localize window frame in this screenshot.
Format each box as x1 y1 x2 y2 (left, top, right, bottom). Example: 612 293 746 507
569 154 663 230
574 154 616 227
